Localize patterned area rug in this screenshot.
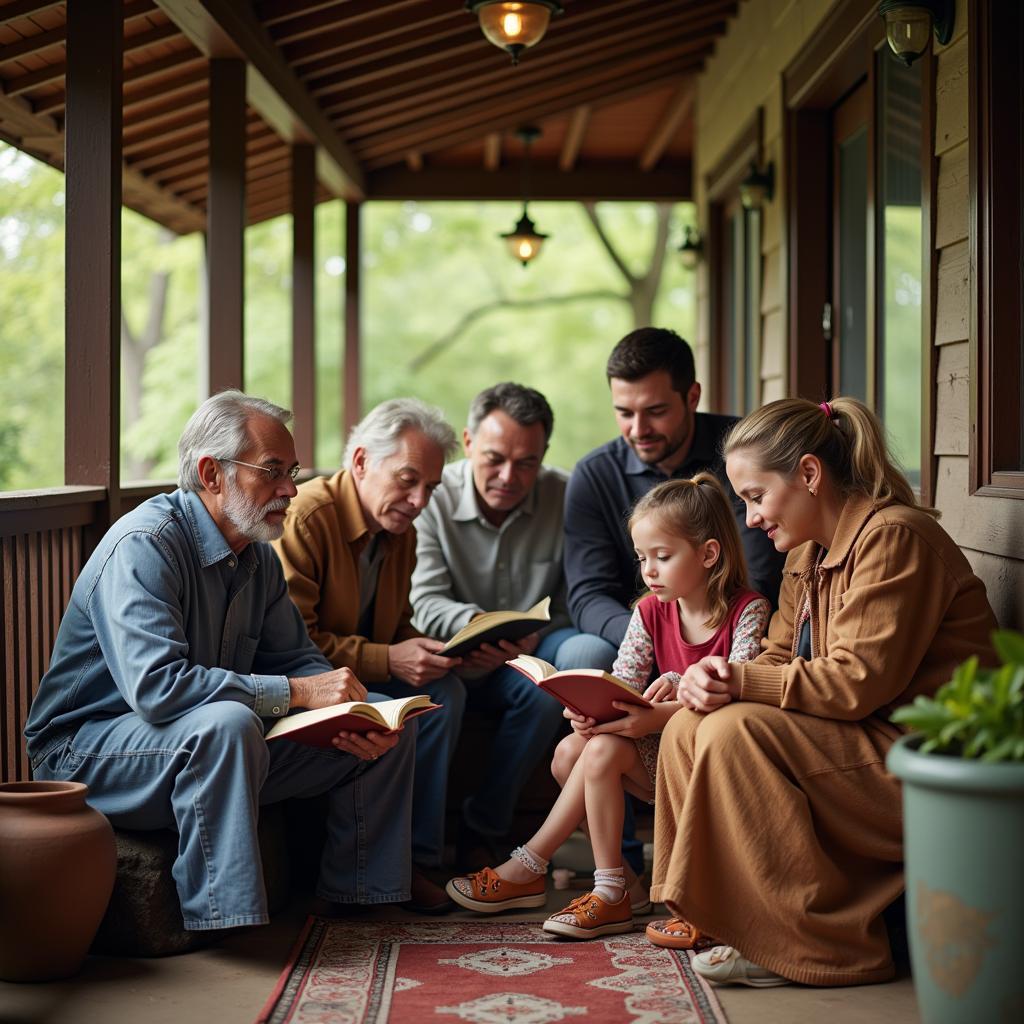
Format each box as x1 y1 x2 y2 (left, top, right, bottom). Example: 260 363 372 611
256 918 728 1024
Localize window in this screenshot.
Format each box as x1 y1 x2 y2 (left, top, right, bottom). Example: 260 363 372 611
971 0 1024 496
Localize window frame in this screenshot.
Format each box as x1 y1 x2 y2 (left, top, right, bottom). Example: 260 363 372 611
969 0 1024 498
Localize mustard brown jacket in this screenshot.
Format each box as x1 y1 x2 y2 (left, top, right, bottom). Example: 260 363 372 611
734 493 997 725
272 469 420 683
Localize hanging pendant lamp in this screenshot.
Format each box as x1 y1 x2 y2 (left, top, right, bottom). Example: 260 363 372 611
466 1 564 65
501 126 548 266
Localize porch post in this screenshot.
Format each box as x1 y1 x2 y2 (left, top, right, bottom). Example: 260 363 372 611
64 0 122 532
205 58 246 394
291 143 316 468
343 201 362 434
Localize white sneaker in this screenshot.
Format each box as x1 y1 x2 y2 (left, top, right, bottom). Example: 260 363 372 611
692 945 788 988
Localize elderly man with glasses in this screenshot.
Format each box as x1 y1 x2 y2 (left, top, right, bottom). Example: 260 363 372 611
273 397 463 912
26 390 417 932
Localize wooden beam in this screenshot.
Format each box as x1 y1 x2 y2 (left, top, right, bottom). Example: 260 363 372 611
154 0 364 199
349 30 717 158
639 80 694 171
559 105 590 171
0 1 63 21
270 0 434 46
205 58 246 393
358 52 711 166
366 162 692 201
483 132 501 172
64 0 122 530
291 143 316 470
344 202 361 434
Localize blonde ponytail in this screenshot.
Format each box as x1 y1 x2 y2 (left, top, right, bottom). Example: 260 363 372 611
724 396 938 517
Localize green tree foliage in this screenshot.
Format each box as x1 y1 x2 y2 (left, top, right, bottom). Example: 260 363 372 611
1 140 695 489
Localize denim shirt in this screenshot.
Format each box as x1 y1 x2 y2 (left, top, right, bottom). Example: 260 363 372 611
25 489 331 767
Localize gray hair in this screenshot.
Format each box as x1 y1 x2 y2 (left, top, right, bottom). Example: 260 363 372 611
343 397 457 469
467 381 554 444
178 390 292 492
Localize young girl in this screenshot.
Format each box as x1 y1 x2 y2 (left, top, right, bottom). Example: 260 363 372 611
445 472 771 939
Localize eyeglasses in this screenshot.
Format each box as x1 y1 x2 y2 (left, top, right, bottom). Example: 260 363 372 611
220 458 301 483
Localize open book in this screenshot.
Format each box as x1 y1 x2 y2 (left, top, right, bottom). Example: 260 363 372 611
264 695 441 748
506 655 651 723
441 596 552 657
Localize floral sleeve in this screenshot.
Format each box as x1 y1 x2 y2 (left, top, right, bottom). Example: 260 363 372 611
611 607 655 693
728 597 772 663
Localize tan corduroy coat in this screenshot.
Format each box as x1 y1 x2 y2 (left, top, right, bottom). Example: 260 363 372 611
650 493 997 986
272 469 420 683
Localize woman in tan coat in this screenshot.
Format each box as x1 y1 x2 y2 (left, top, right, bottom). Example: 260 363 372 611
647 397 997 988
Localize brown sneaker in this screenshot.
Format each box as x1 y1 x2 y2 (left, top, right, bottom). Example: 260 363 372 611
446 866 547 913
541 891 633 940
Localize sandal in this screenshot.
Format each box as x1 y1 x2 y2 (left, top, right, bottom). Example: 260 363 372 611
542 891 633 940
645 916 718 951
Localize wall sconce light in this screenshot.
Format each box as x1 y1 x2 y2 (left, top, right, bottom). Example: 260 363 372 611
677 226 703 270
465 1 563 65
739 161 774 210
877 1 954 67
501 126 548 266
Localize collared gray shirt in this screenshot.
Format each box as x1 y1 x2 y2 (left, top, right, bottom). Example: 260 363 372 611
410 459 571 641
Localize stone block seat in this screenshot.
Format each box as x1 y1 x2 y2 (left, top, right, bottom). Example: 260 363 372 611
91 803 290 958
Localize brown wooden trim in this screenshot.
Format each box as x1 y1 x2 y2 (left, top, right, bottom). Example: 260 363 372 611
344 201 361 435
786 107 830 398
365 163 692 201
705 109 760 203
64 0 122 536
919 48 938 507
268 0 434 45
969 0 1024 496
291 142 317 470
206 58 246 393
784 0 884 111
639 81 695 172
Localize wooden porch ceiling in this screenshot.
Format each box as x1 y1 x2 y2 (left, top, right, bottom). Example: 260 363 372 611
0 0 738 233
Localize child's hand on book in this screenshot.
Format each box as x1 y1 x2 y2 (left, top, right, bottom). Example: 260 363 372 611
563 707 597 736
590 701 663 739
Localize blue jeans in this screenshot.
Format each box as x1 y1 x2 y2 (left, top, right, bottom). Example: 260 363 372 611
35 697 416 929
463 627 580 839
555 631 618 672
552 630 644 873
375 671 466 867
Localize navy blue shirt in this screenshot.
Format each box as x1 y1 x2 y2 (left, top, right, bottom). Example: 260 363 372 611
564 414 785 647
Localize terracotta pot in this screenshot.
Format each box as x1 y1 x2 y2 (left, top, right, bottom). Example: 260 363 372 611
0 780 116 982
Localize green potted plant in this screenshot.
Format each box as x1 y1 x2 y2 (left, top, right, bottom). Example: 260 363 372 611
887 630 1024 1024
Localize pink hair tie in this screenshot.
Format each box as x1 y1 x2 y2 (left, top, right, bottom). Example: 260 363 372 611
819 401 834 420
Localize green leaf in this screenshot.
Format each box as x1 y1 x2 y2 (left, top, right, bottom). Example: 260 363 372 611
992 630 1024 666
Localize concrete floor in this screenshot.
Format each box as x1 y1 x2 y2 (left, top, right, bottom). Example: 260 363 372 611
0 885 920 1024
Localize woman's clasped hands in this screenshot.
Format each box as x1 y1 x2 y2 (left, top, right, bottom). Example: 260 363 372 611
671 656 740 713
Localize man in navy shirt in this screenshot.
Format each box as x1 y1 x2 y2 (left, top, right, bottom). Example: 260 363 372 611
560 327 785 672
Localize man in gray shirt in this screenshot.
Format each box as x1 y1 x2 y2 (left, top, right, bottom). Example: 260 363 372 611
411 383 579 870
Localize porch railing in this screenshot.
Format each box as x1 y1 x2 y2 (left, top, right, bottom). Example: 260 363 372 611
0 483 173 782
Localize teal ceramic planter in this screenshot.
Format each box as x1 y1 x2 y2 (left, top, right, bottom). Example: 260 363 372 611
887 735 1024 1024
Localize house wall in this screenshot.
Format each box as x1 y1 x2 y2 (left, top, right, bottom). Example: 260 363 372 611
931 0 1024 629
693 0 1024 630
692 0 835 404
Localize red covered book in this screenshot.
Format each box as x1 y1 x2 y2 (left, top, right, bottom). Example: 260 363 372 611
506 655 651 723
264 695 441 748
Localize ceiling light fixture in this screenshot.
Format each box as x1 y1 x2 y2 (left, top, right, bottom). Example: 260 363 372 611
501 126 548 266
465 1 564 65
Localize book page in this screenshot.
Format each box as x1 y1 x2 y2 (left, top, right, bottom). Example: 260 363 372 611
443 596 552 651
379 694 435 729
507 654 558 680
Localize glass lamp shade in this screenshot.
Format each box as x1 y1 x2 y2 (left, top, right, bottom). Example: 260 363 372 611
881 4 933 65
678 227 702 270
739 163 774 210
501 211 548 266
468 1 563 64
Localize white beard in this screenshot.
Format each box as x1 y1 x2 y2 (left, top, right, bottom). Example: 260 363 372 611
223 481 289 544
